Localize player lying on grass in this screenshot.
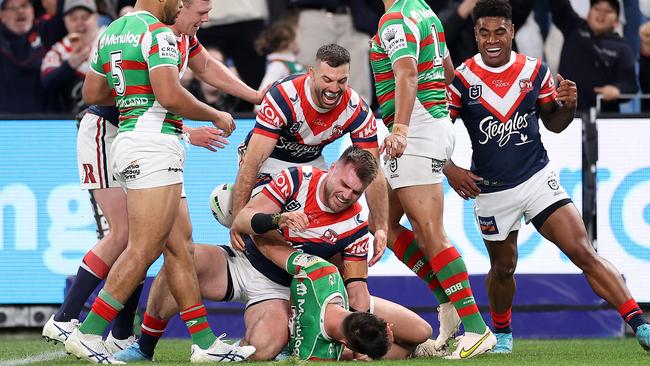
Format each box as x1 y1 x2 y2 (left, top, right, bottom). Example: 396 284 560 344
114 147 439 361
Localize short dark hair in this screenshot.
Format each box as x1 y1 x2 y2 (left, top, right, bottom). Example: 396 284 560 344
472 0 512 24
315 44 350 68
590 0 620 16
338 146 378 186
342 312 389 360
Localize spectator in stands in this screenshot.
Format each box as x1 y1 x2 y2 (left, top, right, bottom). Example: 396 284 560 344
41 0 99 114
638 20 650 111
197 0 267 112
435 0 535 67
549 0 637 113
0 0 66 113
254 18 304 112
289 0 383 103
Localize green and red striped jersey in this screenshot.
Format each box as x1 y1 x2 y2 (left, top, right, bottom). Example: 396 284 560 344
90 11 182 135
286 253 348 361
370 0 449 127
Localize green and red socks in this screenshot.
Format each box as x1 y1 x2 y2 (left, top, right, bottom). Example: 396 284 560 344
180 304 216 350
430 246 486 334
490 307 512 333
79 289 124 336
618 299 647 333
393 229 450 305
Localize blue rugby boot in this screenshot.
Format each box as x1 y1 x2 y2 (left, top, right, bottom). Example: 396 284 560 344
491 332 513 354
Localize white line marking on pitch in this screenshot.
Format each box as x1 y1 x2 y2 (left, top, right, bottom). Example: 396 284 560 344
0 351 67 366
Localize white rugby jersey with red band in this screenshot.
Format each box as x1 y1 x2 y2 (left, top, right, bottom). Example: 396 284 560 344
447 52 557 193
243 74 378 174
243 166 370 287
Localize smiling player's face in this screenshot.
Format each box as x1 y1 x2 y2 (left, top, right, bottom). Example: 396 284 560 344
474 16 514 68
174 0 211 36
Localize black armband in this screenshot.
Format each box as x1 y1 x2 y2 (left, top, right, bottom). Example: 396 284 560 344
349 305 370 313
344 278 368 286
251 212 280 234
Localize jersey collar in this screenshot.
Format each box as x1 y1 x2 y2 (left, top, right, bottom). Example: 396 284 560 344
473 51 517 73
315 173 335 213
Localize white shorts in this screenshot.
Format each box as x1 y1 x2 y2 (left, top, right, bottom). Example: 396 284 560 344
474 165 572 241
384 154 448 189
383 117 455 189
111 131 185 190
402 112 455 159
77 113 120 189
224 247 289 308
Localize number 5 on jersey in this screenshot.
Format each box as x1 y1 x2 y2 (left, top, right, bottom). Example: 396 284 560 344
110 50 126 96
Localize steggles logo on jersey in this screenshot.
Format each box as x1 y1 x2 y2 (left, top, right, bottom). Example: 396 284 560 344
277 136 322 159
469 85 482 100
478 112 531 147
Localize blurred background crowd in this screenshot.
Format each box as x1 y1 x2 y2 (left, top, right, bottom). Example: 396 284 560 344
1 0 649 115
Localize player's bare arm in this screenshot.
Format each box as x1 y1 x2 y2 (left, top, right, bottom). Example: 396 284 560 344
231 133 278 219
150 65 235 136
360 146 388 266
442 160 483 200
188 48 265 105
82 71 113 106
342 259 371 311
380 57 417 159
443 55 455 85
539 74 578 133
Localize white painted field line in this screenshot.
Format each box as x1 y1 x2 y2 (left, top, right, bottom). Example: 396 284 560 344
0 350 67 366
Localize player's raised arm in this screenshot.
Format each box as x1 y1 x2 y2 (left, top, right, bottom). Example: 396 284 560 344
539 73 577 133
189 47 265 105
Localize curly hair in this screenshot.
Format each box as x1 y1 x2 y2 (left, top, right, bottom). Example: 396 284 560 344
472 0 512 24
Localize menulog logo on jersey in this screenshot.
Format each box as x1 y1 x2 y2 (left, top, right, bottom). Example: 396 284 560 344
99 31 141 48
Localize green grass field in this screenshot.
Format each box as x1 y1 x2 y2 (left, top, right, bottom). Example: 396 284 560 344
0 334 648 366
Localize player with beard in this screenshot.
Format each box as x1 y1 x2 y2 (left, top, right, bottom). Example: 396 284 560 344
63 0 256 362
230 43 388 269
445 0 650 354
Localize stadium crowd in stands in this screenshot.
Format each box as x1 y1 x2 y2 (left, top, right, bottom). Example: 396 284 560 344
1 0 649 114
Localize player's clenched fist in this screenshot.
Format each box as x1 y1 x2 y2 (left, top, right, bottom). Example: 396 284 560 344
212 110 236 137
277 211 310 232
556 74 577 107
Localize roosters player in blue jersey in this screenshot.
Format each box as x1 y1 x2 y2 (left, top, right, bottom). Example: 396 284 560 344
445 0 650 354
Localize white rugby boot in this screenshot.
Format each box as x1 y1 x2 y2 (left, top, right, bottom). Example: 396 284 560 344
42 315 79 344
190 334 256 363
104 332 137 354
445 327 496 360
65 328 125 364
433 302 461 350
